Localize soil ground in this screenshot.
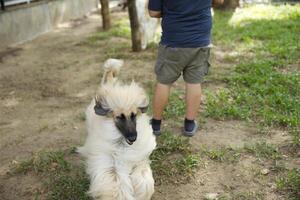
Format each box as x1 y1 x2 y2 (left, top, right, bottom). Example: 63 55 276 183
0 11 298 200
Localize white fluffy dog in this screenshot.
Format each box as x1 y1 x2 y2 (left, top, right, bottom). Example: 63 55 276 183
78 59 156 200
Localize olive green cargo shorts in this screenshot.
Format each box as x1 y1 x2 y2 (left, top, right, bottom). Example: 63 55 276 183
155 44 211 84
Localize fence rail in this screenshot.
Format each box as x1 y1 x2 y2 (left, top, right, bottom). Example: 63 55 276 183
1 0 32 10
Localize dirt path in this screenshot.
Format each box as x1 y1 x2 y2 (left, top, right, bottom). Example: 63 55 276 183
0 11 298 200
0 13 104 175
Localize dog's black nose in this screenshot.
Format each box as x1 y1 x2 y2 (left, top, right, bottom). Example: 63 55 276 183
127 135 137 143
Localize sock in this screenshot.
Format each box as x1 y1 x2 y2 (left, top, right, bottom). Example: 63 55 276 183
184 118 195 132
151 118 161 132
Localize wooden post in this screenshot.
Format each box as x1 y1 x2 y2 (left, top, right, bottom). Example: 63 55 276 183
127 0 142 52
100 0 111 30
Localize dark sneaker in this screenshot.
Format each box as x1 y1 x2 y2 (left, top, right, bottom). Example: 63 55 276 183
150 118 161 136
182 119 198 137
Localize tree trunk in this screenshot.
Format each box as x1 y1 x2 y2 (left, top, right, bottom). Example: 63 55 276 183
218 0 239 9
100 0 111 30
0 0 5 10
127 0 142 52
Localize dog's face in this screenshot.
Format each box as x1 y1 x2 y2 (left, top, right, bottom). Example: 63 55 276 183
114 111 138 145
94 82 148 145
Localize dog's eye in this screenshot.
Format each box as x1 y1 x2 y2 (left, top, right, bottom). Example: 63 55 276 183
117 114 126 121
130 112 136 120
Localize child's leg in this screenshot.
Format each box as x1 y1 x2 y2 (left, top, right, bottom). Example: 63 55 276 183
185 83 202 120
152 82 171 120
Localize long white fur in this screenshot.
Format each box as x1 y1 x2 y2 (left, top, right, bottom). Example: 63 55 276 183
78 59 156 200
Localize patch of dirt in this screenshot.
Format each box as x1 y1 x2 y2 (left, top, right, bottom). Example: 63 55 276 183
0 47 22 63
153 155 281 200
0 13 104 176
191 119 259 149
0 173 43 200
277 61 300 75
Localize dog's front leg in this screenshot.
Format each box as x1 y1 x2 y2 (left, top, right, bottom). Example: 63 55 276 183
87 158 136 200
130 160 155 200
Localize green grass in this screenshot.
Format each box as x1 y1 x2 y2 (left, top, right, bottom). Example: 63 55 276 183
109 19 131 38
11 149 91 200
276 168 300 199
175 154 201 175
244 141 282 160
201 146 241 163
270 160 287 173
12 150 70 174
87 31 111 42
205 89 251 120
78 111 86 121
207 5 300 129
45 168 90 200
164 91 185 120
103 41 131 59
290 129 300 147
219 192 264 200
87 18 130 44
102 40 155 60
226 191 264 200
229 4 300 27
150 131 201 183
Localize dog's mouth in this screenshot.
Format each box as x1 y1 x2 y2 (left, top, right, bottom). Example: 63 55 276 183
125 139 134 145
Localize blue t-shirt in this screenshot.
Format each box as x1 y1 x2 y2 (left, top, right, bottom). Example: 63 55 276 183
148 0 212 48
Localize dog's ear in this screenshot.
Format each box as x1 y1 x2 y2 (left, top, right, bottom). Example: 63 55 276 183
138 97 149 113
94 97 111 116
139 106 148 113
